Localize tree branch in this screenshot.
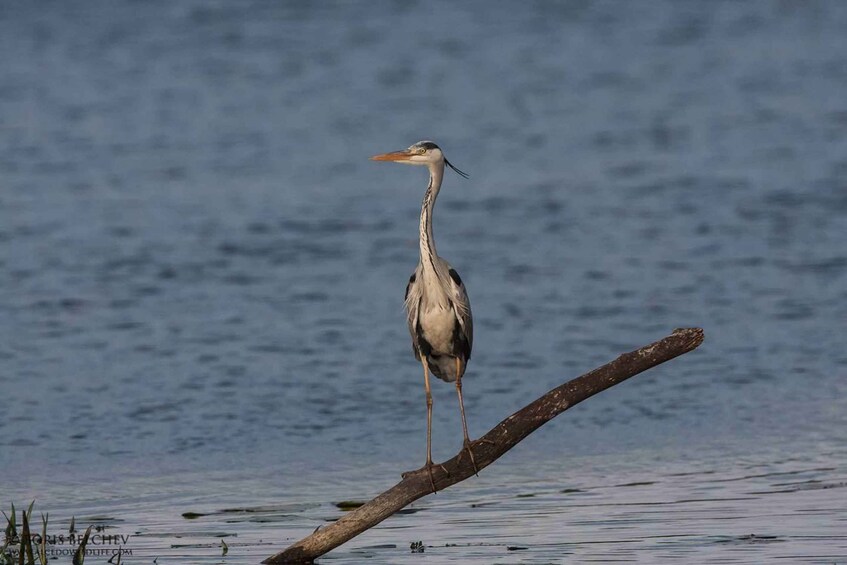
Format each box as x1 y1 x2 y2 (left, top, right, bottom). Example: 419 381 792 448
264 327 705 564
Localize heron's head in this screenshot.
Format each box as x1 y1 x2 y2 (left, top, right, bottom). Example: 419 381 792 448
370 141 468 178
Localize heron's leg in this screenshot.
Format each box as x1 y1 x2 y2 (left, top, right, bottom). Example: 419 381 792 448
455 357 480 476
422 356 436 492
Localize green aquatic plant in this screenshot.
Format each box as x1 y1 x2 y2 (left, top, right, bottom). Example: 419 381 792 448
72 525 93 565
0 530 9 565
37 514 48 565
1 501 37 565
21 509 35 564
0 502 52 565
3 502 16 543
0 507 11 565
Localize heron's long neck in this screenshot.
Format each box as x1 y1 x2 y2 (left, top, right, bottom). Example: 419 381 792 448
419 162 444 271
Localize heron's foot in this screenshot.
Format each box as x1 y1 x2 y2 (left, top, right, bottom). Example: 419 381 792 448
458 440 480 476
401 461 447 493
423 461 436 492
457 438 494 476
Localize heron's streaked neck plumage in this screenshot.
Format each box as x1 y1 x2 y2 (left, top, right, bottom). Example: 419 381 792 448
419 160 445 275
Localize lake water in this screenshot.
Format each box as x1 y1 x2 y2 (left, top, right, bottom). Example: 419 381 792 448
1 1 846 563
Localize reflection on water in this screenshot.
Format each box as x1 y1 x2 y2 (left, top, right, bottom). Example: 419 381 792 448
1 1 846 563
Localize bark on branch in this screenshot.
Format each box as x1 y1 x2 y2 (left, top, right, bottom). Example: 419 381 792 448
264 327 705 564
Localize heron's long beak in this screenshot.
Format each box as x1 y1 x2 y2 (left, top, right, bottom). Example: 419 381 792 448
370 149 413 162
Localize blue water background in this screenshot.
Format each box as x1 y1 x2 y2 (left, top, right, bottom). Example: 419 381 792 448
1 2 845 563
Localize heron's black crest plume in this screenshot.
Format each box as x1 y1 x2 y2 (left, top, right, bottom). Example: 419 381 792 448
445 158 469 179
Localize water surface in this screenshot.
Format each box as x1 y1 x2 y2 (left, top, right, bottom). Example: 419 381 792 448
1 1 846 563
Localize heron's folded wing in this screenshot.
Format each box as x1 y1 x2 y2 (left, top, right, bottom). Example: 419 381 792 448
404 269 422 360
447 268 473 359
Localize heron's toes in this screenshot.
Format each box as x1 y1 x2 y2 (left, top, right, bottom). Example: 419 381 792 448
458 440 481 476
458 438 495 475
402 462 444 493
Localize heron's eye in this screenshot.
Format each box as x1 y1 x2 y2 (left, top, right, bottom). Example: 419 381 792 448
418 147 427 154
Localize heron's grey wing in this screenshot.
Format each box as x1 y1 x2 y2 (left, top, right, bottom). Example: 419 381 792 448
446 266 473 360
404 268 422 360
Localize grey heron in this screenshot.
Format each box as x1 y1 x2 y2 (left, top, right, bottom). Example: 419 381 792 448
371 140 480 490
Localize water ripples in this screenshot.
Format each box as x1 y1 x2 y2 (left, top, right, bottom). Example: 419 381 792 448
2 1 847 562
